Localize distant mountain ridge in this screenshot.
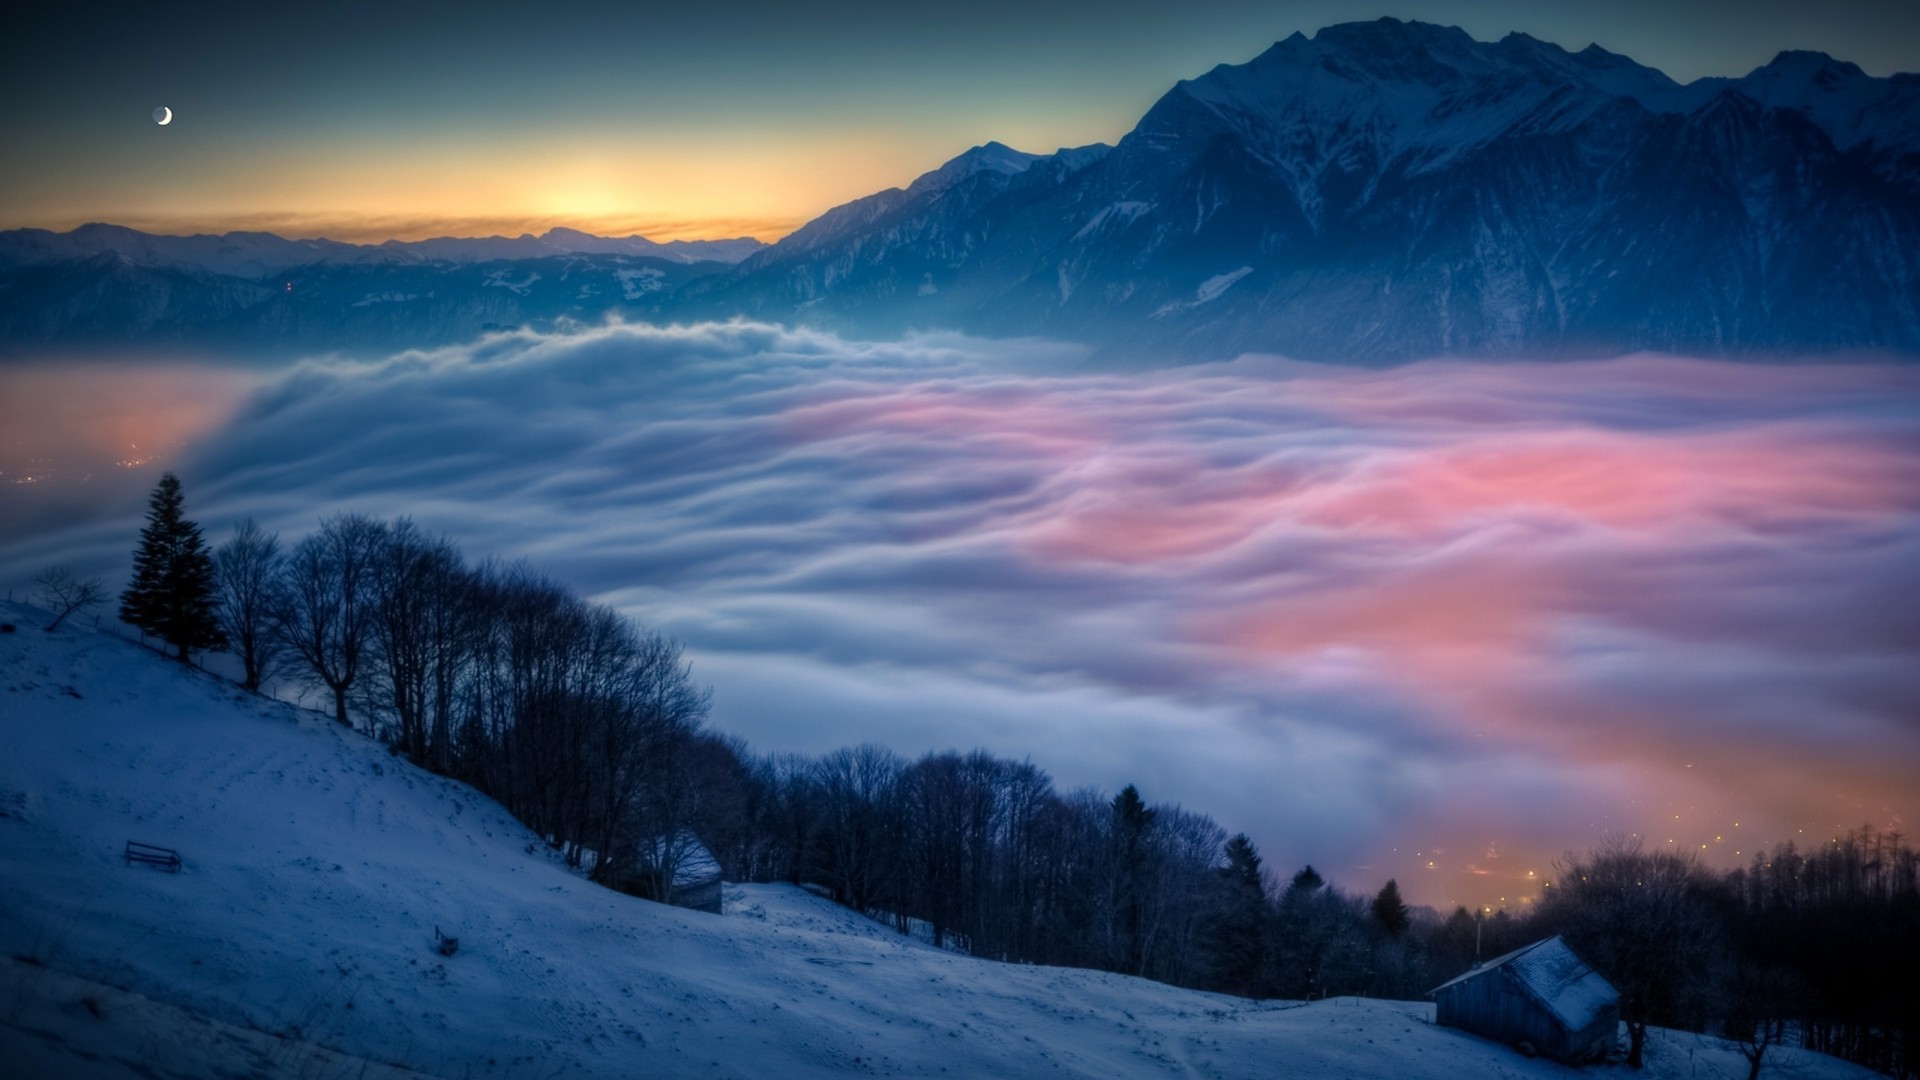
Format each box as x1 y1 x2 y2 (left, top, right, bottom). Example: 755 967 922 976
0 222 764 277
0 225 760 357
4 19 1917 362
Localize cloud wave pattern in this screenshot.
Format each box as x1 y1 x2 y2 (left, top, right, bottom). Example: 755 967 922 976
27 323 1920 908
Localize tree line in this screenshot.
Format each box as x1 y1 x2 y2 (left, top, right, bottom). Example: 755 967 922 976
1527 830 1919 1078
117 474 715 896
110 474 1917 1078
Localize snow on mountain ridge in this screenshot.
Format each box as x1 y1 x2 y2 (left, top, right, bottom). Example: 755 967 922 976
1165 17 1915 175
904 140 1045 197
1157 18 1650 213
1731 50 1920 152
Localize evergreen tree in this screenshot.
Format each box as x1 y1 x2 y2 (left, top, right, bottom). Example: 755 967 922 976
120 473 227 663
1370 878 1410 936
1285 864 1325 900
1111 784 1158 975
1275 864 1332 998
1202 833 1272 996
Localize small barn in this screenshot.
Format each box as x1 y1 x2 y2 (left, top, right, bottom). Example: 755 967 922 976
1430 935 1619 1064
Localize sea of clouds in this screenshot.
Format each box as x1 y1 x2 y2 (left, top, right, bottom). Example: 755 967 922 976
7 321 1916 907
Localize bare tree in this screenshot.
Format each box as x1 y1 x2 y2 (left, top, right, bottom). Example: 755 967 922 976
214 519 283 692
1140 805 1228 986
276 514 387 726
1538 836 1726 1068
35 566 105 631
365 520 472 761
813 744 904 914
1724 961 1800 1080
750 753 823 885
621 636 721 894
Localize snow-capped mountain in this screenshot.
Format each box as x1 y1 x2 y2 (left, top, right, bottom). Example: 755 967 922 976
904 140 1047 197
690 19 1920 361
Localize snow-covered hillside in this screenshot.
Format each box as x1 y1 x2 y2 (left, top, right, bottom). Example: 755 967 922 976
0 607 1881 1079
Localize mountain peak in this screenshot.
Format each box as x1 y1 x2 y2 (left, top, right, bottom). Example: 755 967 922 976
1731 48 1911 151
905 141 1042 197
1758 49 1863 78
1310 17 1480 58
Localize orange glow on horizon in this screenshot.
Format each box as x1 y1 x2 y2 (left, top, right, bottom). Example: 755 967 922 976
0 362 256 470
78 211 811 246
8 128 946 244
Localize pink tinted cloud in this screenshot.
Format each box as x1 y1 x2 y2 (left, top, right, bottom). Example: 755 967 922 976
766 354 1919 896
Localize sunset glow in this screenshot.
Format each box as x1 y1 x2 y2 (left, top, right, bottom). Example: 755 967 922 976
7 3 1916 244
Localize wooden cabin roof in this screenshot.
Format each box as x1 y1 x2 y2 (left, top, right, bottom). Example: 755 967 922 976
1430 934 1618 1031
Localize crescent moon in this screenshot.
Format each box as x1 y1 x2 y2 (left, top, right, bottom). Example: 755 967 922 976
154 106 172 126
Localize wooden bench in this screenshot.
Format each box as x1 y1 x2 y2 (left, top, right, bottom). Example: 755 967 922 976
124 841 181 873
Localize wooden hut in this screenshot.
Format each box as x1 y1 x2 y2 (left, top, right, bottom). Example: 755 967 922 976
1430 935 1619 1064
666 834 723 913
630 830 724 913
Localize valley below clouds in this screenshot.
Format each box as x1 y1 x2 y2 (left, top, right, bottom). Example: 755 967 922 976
6 323 1916 908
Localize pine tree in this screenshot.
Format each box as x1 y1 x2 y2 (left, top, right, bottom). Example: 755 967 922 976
1111 784 1158 975
1202 833 1273 996
1370 878 1410 936
120 473 227 663
1285 864 1325 900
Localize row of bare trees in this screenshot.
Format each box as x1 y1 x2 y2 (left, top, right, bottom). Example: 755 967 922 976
212 513 714 892
711 745 1407 994
1525 831 1919 1077
710 742 1917 1079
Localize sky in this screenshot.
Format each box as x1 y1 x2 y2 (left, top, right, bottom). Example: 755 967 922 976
2 332 1915 911
5 0 1918 243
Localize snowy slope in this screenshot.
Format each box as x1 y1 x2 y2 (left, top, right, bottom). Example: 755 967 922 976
0 607 1883 1079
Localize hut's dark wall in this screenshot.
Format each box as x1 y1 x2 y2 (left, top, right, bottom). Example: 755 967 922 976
1563 1006 1619 1063
675 875 723 914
